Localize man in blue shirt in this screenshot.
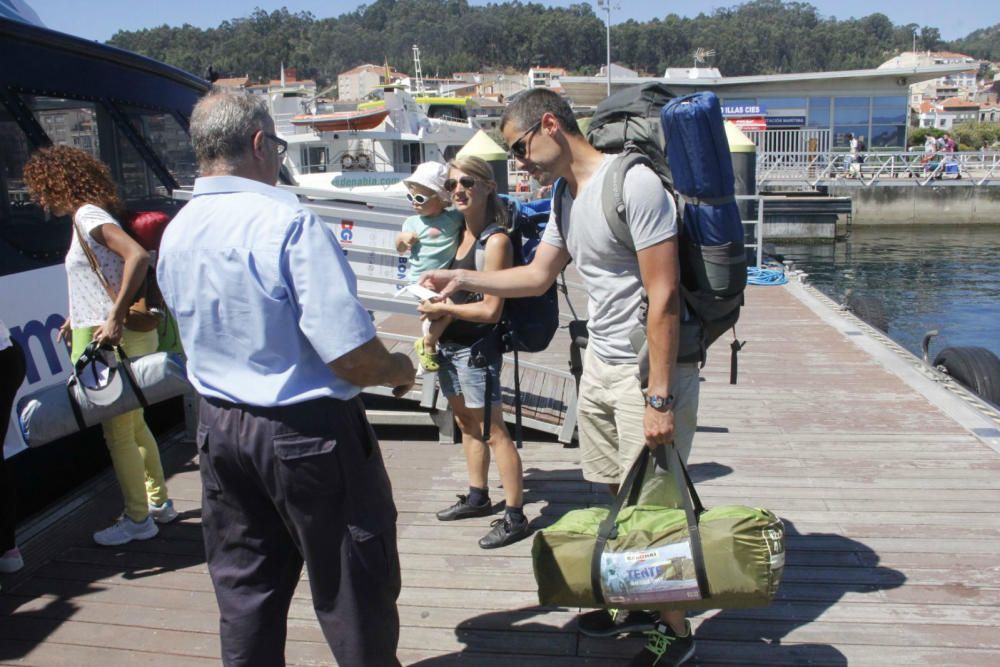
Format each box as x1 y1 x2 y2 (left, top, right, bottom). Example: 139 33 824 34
158 90 415 667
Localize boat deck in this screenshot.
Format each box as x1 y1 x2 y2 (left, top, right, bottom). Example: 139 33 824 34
3 281 1000 665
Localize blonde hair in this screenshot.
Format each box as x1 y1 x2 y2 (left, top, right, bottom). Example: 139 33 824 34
447 155 507 229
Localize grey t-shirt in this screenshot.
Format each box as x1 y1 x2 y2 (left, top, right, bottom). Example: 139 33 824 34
541 154 677 363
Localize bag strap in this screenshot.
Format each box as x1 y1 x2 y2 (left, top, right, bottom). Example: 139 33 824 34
73 217 118 304
590 445 651 605
116 346 150 410
600 150 652 253
590 445 710 605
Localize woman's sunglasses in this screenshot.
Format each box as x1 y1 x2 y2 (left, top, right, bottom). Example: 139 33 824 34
406 192 433 205
443 176 477 192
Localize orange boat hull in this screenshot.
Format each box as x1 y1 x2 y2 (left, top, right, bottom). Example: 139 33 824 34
290 108 389 132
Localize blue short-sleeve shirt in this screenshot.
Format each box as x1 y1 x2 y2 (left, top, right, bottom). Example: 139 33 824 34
157 176 375 406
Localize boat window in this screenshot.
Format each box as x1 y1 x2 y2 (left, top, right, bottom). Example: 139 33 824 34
24 96 101 157
0 105 70 277
114 123 163 201
302 146 329 174
120 107 197 189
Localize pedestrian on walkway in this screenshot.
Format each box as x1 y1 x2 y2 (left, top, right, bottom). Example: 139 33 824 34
157 90 415 667
417 156 528 549
23 146 178 546
0 318 27 577
421 88 700 666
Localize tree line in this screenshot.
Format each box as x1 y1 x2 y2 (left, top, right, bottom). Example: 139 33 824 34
107 0 1000 91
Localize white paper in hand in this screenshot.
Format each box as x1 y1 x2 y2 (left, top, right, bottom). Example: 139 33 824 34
395 284 441 301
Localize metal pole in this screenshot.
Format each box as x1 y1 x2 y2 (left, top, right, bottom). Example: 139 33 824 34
605 4 611 96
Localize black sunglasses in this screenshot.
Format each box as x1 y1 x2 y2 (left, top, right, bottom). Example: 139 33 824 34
260 131 287 156
509 121 541 159
443 176 477 192
406 192 433 205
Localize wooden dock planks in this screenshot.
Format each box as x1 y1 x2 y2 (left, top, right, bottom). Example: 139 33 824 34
3 282 1000 665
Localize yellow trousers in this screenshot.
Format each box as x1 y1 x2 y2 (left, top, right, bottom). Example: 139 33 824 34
72 327 169 522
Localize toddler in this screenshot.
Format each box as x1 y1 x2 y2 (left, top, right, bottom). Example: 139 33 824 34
395 161 463 371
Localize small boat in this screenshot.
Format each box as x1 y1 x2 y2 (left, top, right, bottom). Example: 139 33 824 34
290 107 390 132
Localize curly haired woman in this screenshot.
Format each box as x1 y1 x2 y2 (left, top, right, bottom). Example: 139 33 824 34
23 145 177 546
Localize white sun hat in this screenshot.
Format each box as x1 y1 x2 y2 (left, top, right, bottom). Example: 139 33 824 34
403 161 450 202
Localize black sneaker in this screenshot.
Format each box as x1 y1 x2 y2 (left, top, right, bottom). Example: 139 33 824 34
577 608 658 638
477 516 530 549
436 494 492 521
629 621 695 667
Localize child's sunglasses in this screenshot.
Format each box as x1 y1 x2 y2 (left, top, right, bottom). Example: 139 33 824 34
443 176 477 192
406 192 433 205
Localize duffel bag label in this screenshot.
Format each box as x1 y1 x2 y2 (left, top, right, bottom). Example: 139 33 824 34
600 541 703 605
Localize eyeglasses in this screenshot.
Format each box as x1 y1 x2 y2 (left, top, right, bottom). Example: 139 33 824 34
443 176 477 192
260 131 287 156
406 192 433 205
509 121 541 159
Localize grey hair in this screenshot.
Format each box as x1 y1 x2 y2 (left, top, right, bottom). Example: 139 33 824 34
190 89 272 170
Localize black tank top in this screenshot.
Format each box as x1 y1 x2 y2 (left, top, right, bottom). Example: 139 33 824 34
438 234 502 347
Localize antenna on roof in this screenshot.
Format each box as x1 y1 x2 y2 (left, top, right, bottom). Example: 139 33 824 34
412 45 424 95
693 48 716 69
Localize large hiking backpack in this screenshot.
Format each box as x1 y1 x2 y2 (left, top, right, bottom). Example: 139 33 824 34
555 86 746 383
472 195 560 446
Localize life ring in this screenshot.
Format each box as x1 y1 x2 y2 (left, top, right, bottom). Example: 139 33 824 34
933 346 1000 407
340 154 355 170
354 152 371 170
846 294 888 333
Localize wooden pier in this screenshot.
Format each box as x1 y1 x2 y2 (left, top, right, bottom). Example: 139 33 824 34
3 280 1000 665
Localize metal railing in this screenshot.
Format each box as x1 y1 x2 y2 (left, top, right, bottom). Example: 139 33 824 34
757 150 1000 187
738 195 765 267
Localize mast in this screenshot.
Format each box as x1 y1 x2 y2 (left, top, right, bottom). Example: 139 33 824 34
412 44 424 95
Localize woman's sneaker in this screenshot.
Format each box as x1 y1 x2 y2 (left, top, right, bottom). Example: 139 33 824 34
577 608 658 637
0 547 24 574
93 515 158 546
629 621 695 667
478 515 530 549
148 499 179 524
436 494 492 521
414 339 440 372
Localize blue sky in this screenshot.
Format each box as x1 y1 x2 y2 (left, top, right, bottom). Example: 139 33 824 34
25 0 1000 43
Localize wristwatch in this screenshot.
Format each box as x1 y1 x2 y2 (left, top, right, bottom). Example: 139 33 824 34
645 393 674 411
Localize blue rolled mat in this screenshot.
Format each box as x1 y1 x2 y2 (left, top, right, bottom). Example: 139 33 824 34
661 92 735 199
682 202 745 246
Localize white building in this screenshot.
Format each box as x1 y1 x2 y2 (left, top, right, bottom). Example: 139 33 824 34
528 66 567 90
914 97 981 130
337 64 405 101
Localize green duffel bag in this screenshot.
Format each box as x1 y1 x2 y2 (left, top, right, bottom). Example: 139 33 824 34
532 446 785 611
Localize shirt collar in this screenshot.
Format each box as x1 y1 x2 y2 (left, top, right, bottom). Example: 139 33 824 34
192 175 300 208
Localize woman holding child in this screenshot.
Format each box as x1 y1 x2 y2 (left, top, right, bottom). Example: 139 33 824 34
415 156 529 549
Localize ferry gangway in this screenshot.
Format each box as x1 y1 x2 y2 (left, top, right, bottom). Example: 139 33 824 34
756 149 1000 188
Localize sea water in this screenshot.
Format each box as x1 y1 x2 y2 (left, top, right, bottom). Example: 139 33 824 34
773 225 1000 362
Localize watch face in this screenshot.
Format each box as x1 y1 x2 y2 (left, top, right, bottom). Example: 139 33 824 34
648 395 664 409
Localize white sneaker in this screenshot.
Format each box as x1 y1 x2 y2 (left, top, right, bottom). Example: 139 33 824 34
148 499 179 524
93 515 158 546
0 547 24 574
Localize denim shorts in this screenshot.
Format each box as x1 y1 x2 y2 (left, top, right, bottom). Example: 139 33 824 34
436 343 502 409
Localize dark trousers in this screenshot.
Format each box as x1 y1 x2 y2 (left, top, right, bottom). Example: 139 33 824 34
197 395 401 667
1 341 27 553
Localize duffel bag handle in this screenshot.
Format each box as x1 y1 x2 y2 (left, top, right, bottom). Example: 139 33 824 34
590 444 710 606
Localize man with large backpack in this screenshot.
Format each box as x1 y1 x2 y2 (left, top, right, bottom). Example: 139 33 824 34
420 88 700 667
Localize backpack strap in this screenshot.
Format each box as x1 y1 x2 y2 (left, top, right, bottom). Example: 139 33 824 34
551 177 567 239
473 223 507 272
600 150 657 253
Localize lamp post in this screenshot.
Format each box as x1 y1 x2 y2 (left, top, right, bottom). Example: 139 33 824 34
596 0 615 96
